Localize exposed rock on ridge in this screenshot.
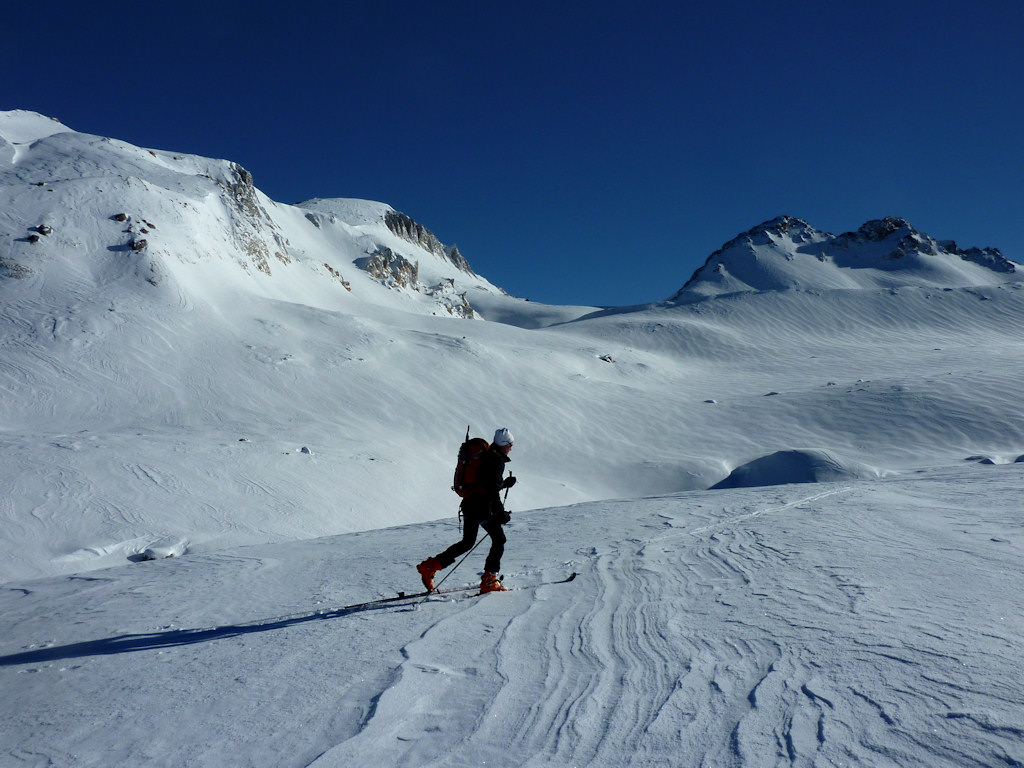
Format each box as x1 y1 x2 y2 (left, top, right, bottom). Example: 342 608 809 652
833 217 1014 272
214 163 293 275
384 210 475 275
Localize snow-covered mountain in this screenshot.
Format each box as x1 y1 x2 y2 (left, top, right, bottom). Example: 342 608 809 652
3 108 1024 582
671 215 1019 299
0 110 500 319
3 110 1024 767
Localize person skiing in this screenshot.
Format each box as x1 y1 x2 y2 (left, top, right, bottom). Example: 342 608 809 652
417 427 517 594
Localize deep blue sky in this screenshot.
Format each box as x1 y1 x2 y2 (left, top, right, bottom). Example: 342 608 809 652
5 1 1022 306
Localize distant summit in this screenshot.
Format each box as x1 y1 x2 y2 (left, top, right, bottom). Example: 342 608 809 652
670 216 1020 300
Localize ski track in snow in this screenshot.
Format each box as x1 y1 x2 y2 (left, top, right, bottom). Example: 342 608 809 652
306 477 1024 768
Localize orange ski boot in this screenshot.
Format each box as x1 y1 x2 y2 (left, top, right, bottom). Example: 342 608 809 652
480 571 507 594
416 556 441 591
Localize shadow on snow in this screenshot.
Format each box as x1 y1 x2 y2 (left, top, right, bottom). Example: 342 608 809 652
0 598 420 667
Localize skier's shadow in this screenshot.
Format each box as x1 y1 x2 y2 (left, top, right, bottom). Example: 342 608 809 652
0 600 415 667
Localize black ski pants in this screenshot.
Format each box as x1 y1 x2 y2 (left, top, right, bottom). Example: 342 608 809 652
437 501 506 575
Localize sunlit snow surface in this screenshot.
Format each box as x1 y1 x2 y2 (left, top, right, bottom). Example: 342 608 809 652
3 467 1022 767
2 111 1023 766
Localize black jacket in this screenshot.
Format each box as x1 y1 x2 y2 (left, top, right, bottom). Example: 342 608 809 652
462 445 510 519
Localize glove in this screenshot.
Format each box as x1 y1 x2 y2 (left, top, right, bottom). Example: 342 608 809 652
488 501 511 525
503 475 517 489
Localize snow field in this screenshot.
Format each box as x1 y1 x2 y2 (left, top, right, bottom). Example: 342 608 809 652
3 465 1022 767
4 109 1024 584
8 273 1017 584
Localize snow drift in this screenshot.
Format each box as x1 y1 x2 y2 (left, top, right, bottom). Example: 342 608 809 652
711 449 878 489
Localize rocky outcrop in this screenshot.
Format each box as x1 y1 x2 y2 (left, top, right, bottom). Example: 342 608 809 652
356 247 419 289
957 246 1015 273
211 164 292 275
718 216 829 252
444 243 473 273
425 278 477 318
834 218 1015 272
223 164 263 221
354 253 477 316
385 210 476 275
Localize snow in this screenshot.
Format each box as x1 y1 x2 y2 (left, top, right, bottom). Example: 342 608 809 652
0 110 73 146
2 111 1023 766
4 470 1022 766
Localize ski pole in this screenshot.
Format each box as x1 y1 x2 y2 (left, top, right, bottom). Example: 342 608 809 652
433 532 490 591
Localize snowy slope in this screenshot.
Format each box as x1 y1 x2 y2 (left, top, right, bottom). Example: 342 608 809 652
2 464 1022 767
2 109 1024 767
0 111 517 581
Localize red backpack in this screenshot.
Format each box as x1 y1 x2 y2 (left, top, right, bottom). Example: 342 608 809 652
452 428 489 497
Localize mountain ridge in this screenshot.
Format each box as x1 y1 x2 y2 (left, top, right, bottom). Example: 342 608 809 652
671 215 1019 301
0 110 499 321
5 110 1019 312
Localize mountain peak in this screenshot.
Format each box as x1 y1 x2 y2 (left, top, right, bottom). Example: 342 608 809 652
852 216 915 241
758 215 818 236
734 216 825 244
672 217 1020 300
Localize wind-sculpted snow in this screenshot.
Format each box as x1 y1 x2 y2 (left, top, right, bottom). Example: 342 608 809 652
4 466 1021 767
307 474 1024 768
712 449 876 489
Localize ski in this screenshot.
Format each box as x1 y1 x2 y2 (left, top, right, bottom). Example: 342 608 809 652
438 570 579 599
324 572 577 616
431 571 578 600
509 571 577 590
330 582 477 613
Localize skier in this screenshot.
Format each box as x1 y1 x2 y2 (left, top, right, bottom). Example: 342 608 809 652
417 427 517 593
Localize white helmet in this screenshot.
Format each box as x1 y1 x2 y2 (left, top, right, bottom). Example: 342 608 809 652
492 427 514 446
